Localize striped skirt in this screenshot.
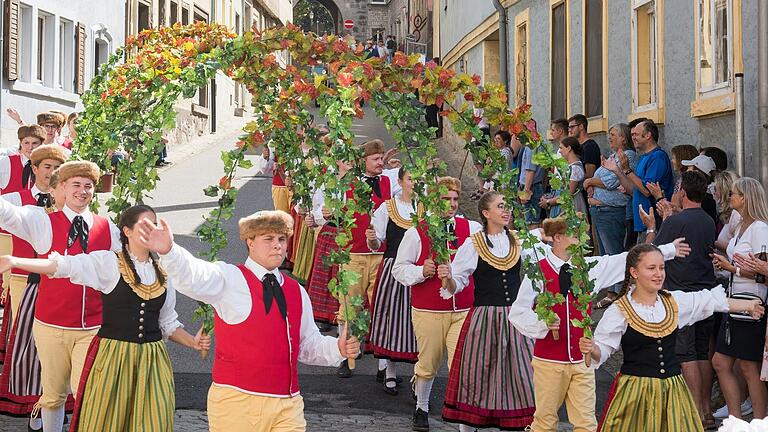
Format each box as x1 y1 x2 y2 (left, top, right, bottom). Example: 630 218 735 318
307 224 340 323
599 373 703 432
70 337 175 432
442 305 535 430
0 282 48 415
368 258 418 363
291 215 317 283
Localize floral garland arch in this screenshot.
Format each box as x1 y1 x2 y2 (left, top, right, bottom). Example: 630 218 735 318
74 22 595 344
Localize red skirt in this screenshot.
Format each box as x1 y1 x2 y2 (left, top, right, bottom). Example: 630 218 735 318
307 224 340 323
0 295 10 363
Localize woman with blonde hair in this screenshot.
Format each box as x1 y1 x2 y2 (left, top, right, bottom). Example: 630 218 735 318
711 177 768 420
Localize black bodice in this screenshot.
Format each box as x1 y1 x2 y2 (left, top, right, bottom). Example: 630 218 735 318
620 325 681 379
471 252 522 307
384 219 408 259
97 276 166 344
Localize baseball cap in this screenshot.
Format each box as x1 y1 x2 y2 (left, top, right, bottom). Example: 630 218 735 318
681 155 716 175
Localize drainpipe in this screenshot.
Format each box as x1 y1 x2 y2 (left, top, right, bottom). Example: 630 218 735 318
492 0 508 95
0 0 4 147
759 0 768 183
735 73 744 176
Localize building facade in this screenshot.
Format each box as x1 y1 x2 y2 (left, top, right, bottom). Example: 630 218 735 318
0 0 126 146
436 0 761 179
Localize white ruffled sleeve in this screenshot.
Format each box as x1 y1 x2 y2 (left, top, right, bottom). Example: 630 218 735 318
592 304 629 369
671 286 729 328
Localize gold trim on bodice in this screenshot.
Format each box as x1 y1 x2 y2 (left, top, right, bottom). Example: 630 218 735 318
470 231 520 271
116 251 167 300
386 199 421 229
616 291 679 338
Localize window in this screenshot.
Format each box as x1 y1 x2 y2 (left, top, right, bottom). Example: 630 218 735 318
551 1 568 120
631 0 658 110
514 9 530 106
37 11 54 86
170 1 179 24
159 0 166 27
138 2 151 31
59 18 74 92
370 0 387 4
94 39 107 75
584 0 603 118
194 9 209 108
18 3 33 82
182 6 189 25
697 0 731 92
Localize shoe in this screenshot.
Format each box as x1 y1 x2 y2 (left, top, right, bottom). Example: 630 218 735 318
337 360 352 378
383 378 399 396
316 321 332 333
713 398 752 419
376 370 404 385
27 417 42 432
412 408 429 431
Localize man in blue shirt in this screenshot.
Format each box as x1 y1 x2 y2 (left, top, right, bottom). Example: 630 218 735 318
605 120 673 240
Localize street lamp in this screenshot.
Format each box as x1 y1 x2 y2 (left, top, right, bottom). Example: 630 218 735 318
308 10 314 33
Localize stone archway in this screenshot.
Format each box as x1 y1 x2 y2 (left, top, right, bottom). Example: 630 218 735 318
294 0 370 42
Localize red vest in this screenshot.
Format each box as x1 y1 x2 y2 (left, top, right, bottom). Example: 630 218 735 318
272 155 286 187
10 189 38 276
411 217 475 311
346 176 391 254
532 257 591 363
36 212 112 329
212 265 303 397
2 154 30 194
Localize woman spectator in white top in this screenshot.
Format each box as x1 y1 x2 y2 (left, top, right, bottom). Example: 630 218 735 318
710 177 768 420
540 136 587 217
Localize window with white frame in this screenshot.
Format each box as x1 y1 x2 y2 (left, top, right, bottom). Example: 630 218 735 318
59 18 74 92
37 10 55 87
370 0 387 5
631 0 658 110
18 3 33 82
697 0 731 93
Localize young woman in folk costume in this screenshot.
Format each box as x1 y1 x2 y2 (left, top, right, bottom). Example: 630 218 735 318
439 191 548 431
509 216 690 432
0 145 67 430
580 243 764 432
366 167 420 395
0 204 211 432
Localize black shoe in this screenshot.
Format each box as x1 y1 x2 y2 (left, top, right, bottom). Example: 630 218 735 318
337 359 352 378
383 378 399 396
316 321 332 333
412 408 429 431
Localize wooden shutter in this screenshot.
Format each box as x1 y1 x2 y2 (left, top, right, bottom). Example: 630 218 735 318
75 22 86 94
4 0 20 81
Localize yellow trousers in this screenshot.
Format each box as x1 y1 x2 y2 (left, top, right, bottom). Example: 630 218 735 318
530 358 597 432
272 186 293 214
32 321 98 408
411 309 468 379
338 254 382 320
7 274 27 329
207 385 306 432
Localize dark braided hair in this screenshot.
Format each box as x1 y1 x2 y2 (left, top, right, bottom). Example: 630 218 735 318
118 204 166 286
477 191 518 255
616 243 662 300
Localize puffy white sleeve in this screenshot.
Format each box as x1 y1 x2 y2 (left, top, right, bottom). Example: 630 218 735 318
585 242 677 292
391 227 426 287
0 156 11 190
0 198 52 253
254 148 275 176
450 239 478 295
158 282 183 340
311 188 327 226
468 220 483 234
509 276 551 340
592 304 629 369
382 168 401 196
672 286 729 328
50 250 121 293
371 203 389 243
298 284 345 366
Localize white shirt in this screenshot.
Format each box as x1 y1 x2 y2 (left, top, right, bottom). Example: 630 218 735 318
160 243 345 367
451 229 549 293
1 184 45 207
592 286 729 368
391 217 483 287
726 219 768 300
0 154 28 190
311 168 402 227
509 243 678 340
254 147 275 176
0 198 121 254
50 250 183 339
371 195 417 243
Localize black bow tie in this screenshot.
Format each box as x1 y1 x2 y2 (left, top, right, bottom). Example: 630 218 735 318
21 160 34 189
559 263 573 296
364 176 381 199
67 215 89 252
444 220 458 248
36 192 51 208
262 273 288 320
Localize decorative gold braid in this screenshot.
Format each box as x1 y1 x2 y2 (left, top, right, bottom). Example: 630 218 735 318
116 251 167 300
470 232 520 271
386 199 422 229
615 291 679 338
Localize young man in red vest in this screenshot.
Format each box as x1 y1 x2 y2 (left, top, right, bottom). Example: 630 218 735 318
508 216 688 431
321 139 400 378
0 125 46 194
392 177 481 431
135 210 360 431
0 160 120 431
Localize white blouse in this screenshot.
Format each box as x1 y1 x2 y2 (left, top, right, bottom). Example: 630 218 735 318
50 250 183 340
371 195 417 243
160 243 345 368
508 243 678 340
726 220 768 300
592 286 729 369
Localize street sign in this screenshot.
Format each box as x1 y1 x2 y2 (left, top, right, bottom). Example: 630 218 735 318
343 19 354 29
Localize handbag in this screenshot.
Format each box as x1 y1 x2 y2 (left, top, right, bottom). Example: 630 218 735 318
724 266 766 346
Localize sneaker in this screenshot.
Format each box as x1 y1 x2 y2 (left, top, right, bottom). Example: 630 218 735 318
412 408 429 431
713 398 753 419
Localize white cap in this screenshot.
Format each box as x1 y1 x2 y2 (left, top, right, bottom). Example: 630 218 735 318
681 155 716 175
